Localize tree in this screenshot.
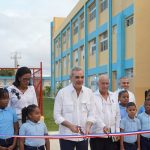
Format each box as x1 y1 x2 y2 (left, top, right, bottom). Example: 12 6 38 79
0 69 15 76
43 86 51 97
56 82 63 95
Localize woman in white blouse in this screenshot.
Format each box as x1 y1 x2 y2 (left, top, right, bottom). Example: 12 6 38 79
7 67 38 125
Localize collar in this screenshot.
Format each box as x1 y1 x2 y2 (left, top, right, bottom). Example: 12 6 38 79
27 120 41 125
127 115 136 121
95 89 113 96
144 112 150 117
119 104 126 109
0 107 9 112
70 83 84 93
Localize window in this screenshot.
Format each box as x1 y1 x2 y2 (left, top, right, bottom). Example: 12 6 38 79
63 57 67 69
90 38 96 55
100 31 108 51
113 25 117 34
80 13 84 29
126 68 133 78
75 50 78 62
126 15 134 27
73 20 78 35
62 32 66 44
56 39 60 50
80 46 84 59
100 0 108 12
89 2 96 21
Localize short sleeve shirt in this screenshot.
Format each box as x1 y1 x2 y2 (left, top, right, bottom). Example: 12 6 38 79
120 116 141 143
19 120 48 147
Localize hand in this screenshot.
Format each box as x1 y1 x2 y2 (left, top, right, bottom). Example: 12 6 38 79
120 146 125 150
0 147 8 150
69 124 79 133
103 126 110 134
113 136 120 142
8 145 15 150
85 125 91 135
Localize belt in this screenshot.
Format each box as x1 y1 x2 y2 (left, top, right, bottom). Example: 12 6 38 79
141 135 150 142
25 145 45 150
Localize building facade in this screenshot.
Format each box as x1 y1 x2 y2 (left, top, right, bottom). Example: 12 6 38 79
51 0 150 106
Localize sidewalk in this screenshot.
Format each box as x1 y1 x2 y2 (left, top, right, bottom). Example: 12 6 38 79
49 131 60 150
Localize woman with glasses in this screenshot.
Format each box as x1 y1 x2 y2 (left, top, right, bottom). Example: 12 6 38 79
7 67 38 126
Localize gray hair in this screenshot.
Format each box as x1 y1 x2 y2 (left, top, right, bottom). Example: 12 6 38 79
99 74 110 82
70 66 83 77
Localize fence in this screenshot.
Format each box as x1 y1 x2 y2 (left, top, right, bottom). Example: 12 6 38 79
0 62 43 114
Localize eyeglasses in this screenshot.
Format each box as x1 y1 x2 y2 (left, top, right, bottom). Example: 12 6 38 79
22 78 31 81
74 76 84 79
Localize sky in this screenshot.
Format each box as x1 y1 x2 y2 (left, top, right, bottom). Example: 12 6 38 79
0 0 79 76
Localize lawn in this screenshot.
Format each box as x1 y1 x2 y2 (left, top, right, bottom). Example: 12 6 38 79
43 97 58 131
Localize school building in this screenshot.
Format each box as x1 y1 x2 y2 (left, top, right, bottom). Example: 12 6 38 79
50 0 150 106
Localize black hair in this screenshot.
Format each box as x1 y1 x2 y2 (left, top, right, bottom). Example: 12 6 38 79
126 102 136 108
13 67 31 87
0 88 9 100
145 89 150 99
22 104 38 123
118 90 129 98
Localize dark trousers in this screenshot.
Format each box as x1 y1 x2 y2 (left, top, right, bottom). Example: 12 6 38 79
59 139 88 150
90 138 114 150
24 145 45 150
123 142 137 150
141 136 150 150
0 137 14 148
114 140 120 150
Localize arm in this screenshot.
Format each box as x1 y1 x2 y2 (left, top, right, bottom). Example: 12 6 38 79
85 121 93 134
19 138 25 150
61 120 78 133
115 102 121 132
120 128 125 150
54 90 78 132
45 139 50 150
0 146 7 150
8 122 19 150
54 90 65 125
137 134 141 150
32 86 38 106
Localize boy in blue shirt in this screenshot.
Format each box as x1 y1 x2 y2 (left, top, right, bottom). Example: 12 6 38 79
0 88 18 149
120 102 141 150
138 98 150 150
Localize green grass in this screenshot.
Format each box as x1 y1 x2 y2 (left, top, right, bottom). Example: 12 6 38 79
43 97 58 131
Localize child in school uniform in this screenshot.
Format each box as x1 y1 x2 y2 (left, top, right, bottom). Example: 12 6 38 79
0 88 18 149
19 104 50 150
138 98 150 150
120 102 141 150
119 90 129 119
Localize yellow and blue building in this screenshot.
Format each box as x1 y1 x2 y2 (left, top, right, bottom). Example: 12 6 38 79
51 0 150 106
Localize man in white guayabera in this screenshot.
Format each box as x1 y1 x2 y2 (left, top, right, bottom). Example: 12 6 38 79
90 74 120 150
54 66 95 150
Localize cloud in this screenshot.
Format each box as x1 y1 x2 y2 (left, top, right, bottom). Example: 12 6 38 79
0 0 79 75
